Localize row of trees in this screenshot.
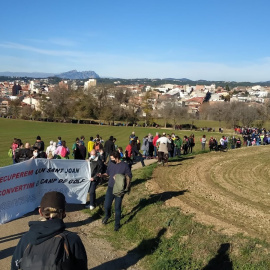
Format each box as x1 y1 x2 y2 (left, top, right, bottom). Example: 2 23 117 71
200 101 270 128
7 85 143 125
6 84 270 129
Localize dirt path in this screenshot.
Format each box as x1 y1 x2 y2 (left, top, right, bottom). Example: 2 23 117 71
148 146 270 241
0 159 156 270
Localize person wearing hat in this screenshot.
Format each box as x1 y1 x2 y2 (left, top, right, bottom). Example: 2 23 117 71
11 191 87 270
33 135 45 152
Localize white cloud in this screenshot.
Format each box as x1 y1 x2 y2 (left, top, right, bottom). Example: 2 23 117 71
1 41 270 82
24 38 78 47
0 42 83 57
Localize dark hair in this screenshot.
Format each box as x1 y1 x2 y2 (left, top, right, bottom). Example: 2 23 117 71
131 140 136 147
81 135 85 140
62 140 67 148
37 135 41 140
110 150 120 160
75 137 79 142
90 136 93 140
109 136 114 141
58 136 61 140
17 139 22 147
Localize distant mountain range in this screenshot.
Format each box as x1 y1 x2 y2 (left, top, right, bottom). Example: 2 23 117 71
163 78 192 81
1 71 270 85
0 70 100 79
57 70 100 79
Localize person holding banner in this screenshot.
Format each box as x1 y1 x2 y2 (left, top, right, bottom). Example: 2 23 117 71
85 149 104 210
11 191 87 270
102 151 132 231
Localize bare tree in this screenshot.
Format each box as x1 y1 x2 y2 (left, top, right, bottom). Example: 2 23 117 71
158 102 173 128
141 91 154 126
171 103 188 129
239 105 257 127
21 105 34 120
207 103 227 127
223 102 242 128
8 99 21 118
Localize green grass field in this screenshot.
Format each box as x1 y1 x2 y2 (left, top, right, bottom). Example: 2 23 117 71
2 118 270 269
86 160 270 270
0 118 229 167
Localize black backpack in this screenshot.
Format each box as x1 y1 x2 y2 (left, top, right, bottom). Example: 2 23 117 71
34 141 42 151
19 150 28 163
19 231 72 270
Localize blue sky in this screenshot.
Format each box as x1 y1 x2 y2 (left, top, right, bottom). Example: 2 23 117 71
1 0 270 81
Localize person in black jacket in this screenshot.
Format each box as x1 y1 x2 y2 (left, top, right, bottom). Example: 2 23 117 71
11 191 87 270
33 135 45 152
104 136 115 161
14 142 33 163
74 141 87 160
131 140 145 167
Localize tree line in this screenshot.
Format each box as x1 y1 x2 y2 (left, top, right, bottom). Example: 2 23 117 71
6 84 270 128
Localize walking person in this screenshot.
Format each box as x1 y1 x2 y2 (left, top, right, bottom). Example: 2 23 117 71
188 134 195 153
85 150 104 210
87 136 95 158
102 151 132 231
153 132 159 158
173 136 182 157
104 136 115 162
167 134 174 157
11 138 19 164
201 135 207 151
156 133 169 165
183 136 189 155
54 140 70 159
131 140 145 167
46 141 56 159
148 133 154 158
74 140 86 160
11 191 87 270
141 135 149 158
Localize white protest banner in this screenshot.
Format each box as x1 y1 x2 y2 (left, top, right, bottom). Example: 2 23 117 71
0 159 91 224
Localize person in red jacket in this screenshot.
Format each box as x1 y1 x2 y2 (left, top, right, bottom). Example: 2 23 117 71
152 132 160 158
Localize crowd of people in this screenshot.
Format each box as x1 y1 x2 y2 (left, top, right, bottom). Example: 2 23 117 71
234 127 270 146
11 128 268 237
203 127 270 152
8 131 197 231
10 126 270 269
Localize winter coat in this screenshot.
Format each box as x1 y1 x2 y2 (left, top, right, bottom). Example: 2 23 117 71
11 219 87 270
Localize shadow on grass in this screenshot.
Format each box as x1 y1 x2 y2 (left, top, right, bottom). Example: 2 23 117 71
90 227 167 270
130 178 147 188
168 155 195 163
124 190 188 224
202 243 233 270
